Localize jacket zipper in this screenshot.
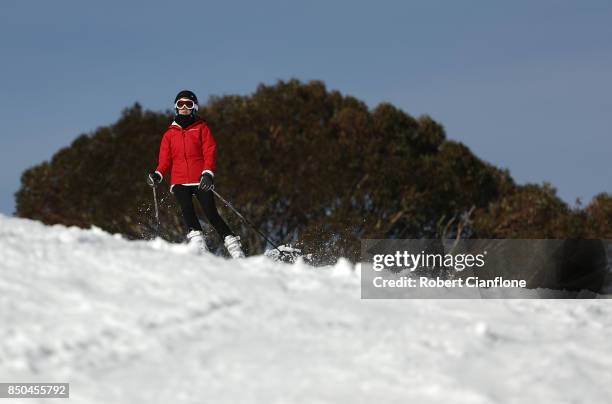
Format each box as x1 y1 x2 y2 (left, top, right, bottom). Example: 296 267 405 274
182 128 190 177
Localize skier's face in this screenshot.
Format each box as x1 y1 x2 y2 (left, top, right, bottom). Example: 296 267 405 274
176 98 194 115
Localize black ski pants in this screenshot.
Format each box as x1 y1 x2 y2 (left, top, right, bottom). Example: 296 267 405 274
172 184 233 240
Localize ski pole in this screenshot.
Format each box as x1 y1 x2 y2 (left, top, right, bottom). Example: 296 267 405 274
211 189 285 255
152 185 160 237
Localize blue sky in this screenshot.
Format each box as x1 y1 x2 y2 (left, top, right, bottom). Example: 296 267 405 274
1 0 610 214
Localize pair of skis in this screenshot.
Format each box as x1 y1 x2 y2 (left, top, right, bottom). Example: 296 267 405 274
149 185 300 262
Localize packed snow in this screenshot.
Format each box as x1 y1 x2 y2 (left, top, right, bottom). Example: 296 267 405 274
0 214 611 403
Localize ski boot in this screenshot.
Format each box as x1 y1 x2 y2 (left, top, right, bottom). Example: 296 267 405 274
186 229 209 255
224 235 245 258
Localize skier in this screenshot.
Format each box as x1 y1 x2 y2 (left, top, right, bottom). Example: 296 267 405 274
147 90 245 258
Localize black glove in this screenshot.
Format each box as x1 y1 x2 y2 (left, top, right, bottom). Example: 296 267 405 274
147 172 162 187
199 172 214 192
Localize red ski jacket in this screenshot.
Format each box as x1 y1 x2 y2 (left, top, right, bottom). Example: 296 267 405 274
155 119 217 186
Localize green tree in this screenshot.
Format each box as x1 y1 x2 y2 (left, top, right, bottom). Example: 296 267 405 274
15 80 611 263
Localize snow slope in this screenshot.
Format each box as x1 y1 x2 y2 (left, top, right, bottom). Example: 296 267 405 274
1 214 611 404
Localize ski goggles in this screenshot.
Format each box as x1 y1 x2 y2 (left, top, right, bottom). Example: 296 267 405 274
175 99 196 109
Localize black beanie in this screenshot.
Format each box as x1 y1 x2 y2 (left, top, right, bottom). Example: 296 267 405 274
174 90 198 104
